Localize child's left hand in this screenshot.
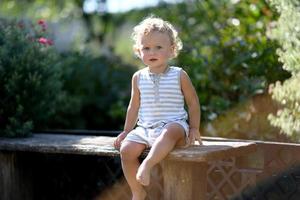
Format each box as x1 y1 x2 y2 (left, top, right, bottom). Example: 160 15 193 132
188 128 203 145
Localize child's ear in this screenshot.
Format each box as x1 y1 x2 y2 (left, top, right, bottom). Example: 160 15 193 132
133 46 141 58
170 44 176 58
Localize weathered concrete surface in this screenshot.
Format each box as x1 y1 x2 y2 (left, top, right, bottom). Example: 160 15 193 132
0 133 256 161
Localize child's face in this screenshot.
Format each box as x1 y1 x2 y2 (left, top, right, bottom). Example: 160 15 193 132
137 31 174 70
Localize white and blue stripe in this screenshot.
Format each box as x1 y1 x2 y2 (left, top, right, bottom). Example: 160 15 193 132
137 66 188 128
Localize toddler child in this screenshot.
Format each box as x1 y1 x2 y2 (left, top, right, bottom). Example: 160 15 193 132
114 16 202 200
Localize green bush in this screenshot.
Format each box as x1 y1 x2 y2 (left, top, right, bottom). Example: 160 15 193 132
0 18 64 137
173 0 289 121
267 0 300 140
47 52 136 130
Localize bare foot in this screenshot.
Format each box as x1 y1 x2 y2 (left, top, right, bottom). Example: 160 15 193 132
132 188 147 200
136 162 151 186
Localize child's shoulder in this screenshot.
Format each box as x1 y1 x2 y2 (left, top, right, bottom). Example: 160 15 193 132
169 66 186 75
136 67 149 73
133 67 147 76
169 66 183 71
135 68 148 78
169 66 190 80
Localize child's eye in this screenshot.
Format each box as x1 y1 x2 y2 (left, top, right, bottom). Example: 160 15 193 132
142 47 150 50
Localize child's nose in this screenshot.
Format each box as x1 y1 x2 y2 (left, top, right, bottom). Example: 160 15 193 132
149 49 156 55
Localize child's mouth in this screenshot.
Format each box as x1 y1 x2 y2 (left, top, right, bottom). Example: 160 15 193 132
150 58 158 62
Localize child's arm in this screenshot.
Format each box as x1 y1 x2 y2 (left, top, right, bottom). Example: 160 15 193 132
114 72 140 149
180 70 202 145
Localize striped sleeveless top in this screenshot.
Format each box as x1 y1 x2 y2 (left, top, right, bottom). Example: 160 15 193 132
137 66 188 128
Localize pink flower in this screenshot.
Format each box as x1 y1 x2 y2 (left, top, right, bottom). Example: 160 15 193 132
37 19 48 31
37 37 54 45
38 37 48 44
38 19 46 25
47 39 54 45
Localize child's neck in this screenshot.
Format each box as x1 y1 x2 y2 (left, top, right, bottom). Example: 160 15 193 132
148 65 169 74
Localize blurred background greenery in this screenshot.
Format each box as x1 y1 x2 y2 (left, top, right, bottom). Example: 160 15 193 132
0 0 297 142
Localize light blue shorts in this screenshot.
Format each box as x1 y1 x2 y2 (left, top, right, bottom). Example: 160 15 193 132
123 120 189 148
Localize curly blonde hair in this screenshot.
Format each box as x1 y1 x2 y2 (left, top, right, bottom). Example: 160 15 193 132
131 16 183 58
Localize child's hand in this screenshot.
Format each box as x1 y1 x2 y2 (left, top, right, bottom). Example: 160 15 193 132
114 131 128 150
188 128 203 145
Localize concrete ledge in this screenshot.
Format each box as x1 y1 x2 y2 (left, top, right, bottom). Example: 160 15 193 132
0 133 257 162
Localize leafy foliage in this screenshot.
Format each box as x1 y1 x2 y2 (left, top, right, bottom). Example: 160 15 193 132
47 52 136 130
0 18 64 137
267 0 300 139
0 1 82 21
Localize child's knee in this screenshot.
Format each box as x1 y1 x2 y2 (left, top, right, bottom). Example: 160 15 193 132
120 142 145 160
162 123 185 140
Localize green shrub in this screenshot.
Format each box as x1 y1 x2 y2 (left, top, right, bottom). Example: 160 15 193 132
0 18 64 137
267 0 300 140
172 0 289 121
47 52 136 130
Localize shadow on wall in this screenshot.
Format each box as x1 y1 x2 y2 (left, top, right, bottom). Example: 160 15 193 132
94 177 131 200
234 164 300 200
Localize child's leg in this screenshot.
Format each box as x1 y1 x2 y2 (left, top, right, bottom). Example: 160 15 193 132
136 123 186 186
120 141 147 200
